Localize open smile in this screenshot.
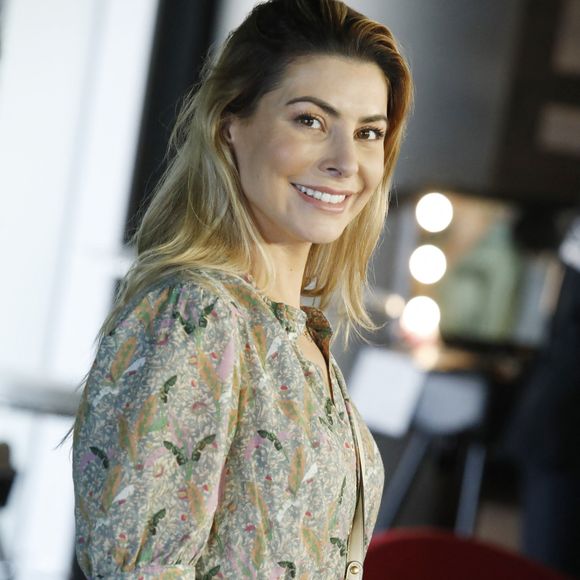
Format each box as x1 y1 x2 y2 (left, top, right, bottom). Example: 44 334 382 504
291 183 354 212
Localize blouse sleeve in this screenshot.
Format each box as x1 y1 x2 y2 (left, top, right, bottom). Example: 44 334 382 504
73 281 242 579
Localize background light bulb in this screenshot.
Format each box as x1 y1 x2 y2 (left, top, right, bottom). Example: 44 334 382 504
416 192 453 233
400 296 441 339
409 244 447 284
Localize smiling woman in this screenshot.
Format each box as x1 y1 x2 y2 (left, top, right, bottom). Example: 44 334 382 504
71 1 412 578
225 56 389 247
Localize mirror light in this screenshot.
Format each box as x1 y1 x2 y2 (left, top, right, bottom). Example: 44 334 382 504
384 293 406 318
400 296 441 339
409 244 447 284
416 192 453 233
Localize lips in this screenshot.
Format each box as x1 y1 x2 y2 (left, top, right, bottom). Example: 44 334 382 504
291 182 354 205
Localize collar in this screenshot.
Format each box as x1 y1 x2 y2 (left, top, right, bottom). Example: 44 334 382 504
239 273 334 347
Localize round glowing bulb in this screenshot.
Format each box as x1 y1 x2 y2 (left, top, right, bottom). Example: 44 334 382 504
384 293 406 318
400 296 441 339
415 192 453 233
409 244 447 284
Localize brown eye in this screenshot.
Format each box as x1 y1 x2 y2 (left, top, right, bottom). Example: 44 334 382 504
357 127 385 141
295 114 323 130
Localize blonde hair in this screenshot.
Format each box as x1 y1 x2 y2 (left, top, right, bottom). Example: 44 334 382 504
104 0 413 340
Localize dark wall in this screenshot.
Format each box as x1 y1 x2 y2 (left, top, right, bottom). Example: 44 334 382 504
125 0 221 242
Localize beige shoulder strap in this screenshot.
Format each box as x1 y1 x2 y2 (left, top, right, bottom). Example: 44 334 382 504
345 400 366 579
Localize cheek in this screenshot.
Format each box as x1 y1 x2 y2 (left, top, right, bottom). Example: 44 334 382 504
353 159 384 213
368 152 386 189
351 189 375 219
237 134 308 202
266 135 312 177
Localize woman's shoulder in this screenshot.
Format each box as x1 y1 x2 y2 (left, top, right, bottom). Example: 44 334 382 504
109 267 259 339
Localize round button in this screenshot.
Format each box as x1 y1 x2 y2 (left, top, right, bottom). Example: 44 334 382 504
348 562 361 575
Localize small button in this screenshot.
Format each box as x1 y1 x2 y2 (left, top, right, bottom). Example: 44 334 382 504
347 562 361 575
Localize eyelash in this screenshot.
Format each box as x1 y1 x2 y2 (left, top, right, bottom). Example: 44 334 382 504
295 113 323 129
294 113 386 141
358 126 386 141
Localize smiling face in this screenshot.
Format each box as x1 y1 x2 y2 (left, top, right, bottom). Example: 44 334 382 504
225 54 389 246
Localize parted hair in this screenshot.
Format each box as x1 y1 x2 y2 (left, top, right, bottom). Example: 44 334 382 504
103 0 413 340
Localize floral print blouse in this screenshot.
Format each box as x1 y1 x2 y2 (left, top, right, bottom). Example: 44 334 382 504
73 268 384 579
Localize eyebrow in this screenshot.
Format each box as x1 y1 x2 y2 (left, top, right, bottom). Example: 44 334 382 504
285 95 388 125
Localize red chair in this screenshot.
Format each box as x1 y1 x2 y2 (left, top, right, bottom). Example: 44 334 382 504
364 528 571 580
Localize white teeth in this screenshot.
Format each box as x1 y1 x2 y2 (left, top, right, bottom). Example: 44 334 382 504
294 184 346 204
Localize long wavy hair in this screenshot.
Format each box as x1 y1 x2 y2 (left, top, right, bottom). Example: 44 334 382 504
104 0 413 340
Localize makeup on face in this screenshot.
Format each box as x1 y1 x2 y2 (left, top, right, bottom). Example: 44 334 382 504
226 55 389 246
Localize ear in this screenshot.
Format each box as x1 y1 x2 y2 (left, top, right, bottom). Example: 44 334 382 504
221 114 238 145
221 115 241 169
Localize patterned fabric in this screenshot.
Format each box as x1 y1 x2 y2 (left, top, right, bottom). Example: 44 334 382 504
73 268 384 579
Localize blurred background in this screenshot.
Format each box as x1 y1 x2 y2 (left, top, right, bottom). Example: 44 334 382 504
0 0 579 578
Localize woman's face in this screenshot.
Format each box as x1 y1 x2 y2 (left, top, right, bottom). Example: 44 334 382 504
226 54 389 246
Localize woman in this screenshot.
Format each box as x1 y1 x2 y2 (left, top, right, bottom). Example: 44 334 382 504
72 0 412 578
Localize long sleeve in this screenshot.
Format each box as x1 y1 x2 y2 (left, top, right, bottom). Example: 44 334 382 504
73 268 385 579
73 281 242 579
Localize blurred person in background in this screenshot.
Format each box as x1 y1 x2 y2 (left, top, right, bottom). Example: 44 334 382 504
507 213 580 578
70 0 412 578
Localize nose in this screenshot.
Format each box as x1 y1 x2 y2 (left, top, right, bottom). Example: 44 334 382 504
319 132 358 178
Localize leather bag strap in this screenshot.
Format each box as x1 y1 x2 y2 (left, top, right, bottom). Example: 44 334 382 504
345 400 366 579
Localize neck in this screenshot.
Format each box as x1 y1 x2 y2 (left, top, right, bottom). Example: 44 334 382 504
252 242 311 308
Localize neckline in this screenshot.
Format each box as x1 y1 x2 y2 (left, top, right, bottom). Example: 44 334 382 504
239 273 309 339
197 268 334 344
216 269 343 404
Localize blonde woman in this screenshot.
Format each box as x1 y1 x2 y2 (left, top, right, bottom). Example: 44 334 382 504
72 0 412 577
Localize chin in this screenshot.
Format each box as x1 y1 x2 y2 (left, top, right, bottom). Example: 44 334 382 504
302 228 346 245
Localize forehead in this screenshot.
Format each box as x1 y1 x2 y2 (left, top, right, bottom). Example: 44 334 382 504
267 54 389 118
